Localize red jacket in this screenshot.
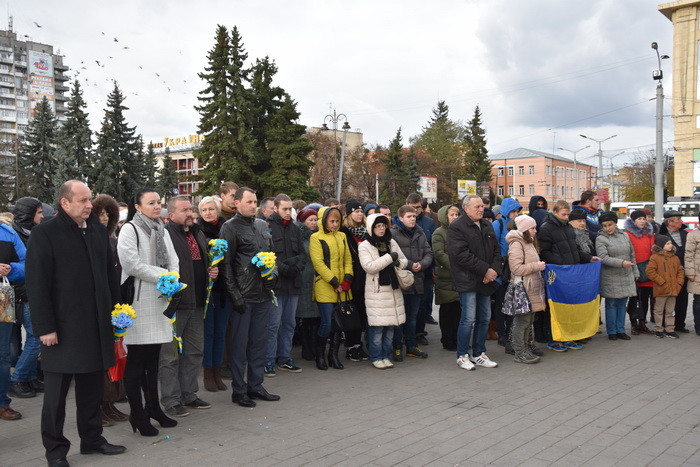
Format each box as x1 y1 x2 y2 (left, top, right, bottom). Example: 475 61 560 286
625 218 654 287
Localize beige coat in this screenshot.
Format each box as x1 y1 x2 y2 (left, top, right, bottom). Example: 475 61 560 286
505 230 545 312
685 229 700 295
358 239 408 327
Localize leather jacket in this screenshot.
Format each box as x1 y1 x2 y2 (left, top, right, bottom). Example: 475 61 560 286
220 213 274 304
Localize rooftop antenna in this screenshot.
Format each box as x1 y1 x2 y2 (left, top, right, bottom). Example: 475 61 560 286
8 13 12 32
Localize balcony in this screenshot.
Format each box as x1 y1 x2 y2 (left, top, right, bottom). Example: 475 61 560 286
55 84 69 92
14 60 26 68
55 93 68 102
54 62 68 71
0 56 12 64
0 127 16 134
54 73 69 82
0 81 13 88
0 114 16 122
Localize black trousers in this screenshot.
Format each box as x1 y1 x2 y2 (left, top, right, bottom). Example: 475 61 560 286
345 289 367 347
674 280 688 330
42 370 105 461
627 287 653 321
123 343 161 413
438 301 460 349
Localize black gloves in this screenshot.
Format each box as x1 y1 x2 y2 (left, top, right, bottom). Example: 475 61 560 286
232 298 246 315
389 252 398 261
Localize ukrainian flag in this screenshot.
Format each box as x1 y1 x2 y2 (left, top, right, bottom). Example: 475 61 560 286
544 262 602 341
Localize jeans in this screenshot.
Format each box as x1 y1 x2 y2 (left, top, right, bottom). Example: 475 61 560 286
605 297 628 335
393 294 422 349
203 291 232 368
11 303 40 382
367 326 394 361
316 302 334 338
457 292 491 357
266 295 299 364
160 306 204 409
0 322 12 407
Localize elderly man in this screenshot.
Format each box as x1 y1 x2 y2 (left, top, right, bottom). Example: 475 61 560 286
26 180 125 467
447 195 502 371
660 210 690 333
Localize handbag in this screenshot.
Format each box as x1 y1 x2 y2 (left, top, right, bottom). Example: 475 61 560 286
119 223 140 305
395 267 414 291
108 338 128 382
501 279 532 316
0 276 14 323
332 291 361 333
636 260 649 283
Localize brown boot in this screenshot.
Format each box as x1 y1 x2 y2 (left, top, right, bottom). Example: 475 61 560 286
630 319 640 335
213 366 227 391
486 320 498 340
106 402 129 422
638 320 653 334
203 367 218 392
100 405 115 427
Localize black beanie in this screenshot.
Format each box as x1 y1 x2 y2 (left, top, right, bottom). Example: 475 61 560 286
598 211 617 225
345 199 362 214
630 210 646 221
655 235 671 249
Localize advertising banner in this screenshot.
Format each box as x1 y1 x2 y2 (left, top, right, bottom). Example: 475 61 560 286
457 180 477 201
28 50 55 118
419 176 437 200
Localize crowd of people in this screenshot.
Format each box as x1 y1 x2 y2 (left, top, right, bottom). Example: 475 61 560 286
0 180 696 467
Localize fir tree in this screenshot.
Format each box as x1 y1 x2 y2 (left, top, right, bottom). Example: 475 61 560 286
92 116 122 199
17 97 57 201
55 80 92 182
405 145 421 194
143 141 158 188
463 105 491 183
158 147 179 201
257 95 317 200
380 127 407 209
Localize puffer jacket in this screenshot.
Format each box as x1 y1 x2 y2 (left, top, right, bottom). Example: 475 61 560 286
505 230 545 312
447 212 502 295
493 197 522 256
310 207 353 303
390 218 433 295
595 227 638 299
537 212 592 265
433 205 459 305
220 213 274 304
12 197 42 245
647 245 685 297
624 217 654 288
685 229 700 295
358 214 409 327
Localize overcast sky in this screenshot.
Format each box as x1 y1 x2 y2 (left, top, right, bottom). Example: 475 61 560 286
11 0 673 169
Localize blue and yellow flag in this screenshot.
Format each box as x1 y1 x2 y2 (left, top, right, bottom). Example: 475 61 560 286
544 262 601 341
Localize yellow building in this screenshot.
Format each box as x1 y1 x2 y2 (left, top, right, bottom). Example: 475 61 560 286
659 1 700 196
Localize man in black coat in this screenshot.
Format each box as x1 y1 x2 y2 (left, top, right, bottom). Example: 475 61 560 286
447 195 502 370
160 196 215 416
264 194 306 375
26 181 125 466
660 210 690 333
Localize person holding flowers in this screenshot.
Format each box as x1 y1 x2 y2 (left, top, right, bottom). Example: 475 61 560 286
220 187 280 408
118 188 180 436
197 196 231 392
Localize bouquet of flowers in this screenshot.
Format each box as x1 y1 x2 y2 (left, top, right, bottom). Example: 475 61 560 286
156 272 188 354
204 239 228 318
108 303 136 382
251 251 278 306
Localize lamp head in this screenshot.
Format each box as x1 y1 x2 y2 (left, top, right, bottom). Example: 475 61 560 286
651 42 658 50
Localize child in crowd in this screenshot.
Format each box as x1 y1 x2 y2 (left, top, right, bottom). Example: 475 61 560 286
646 235 685 339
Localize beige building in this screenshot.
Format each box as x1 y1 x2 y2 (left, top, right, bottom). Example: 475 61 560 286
489 148 597 206
659 1 700 196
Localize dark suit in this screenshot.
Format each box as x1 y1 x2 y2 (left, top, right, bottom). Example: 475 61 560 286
26 209 118 462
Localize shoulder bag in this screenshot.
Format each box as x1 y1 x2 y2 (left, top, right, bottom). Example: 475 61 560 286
390 242 415 290
0 276 15 323
501 243 532 316
119 222 139 305
332 291 361 333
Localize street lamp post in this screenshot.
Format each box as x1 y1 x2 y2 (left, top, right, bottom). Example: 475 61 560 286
558 145 590 199
580 133 617 188
322 110 350 200
652 42 669 223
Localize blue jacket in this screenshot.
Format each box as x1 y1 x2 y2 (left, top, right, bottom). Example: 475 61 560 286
493 197 522 256
527 196 549 229
0 223 25 283
416 212 436 245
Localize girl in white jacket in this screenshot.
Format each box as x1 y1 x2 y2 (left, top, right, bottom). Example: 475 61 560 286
358 214 409 369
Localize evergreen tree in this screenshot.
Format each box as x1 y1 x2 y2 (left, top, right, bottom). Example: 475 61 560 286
193 25 253 194
158 147 179 200
92 116 122 199
17 97 57 201
380 127 407 209
143 141 158 188
55 80 92 182
463 105 491 183
405 145 421 194
257 95 317 200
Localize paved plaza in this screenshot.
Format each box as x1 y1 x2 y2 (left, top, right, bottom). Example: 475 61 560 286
4 310 700 467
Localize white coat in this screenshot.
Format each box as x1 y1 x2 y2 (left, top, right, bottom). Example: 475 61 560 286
358 239 408 327
117 222 180 345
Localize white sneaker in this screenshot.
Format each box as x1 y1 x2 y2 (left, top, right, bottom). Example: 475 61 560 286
382 358 394 368
372 360 387 369
457 354 475 370
470 352 498 368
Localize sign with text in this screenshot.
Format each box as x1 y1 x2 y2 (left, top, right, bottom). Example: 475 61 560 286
419 176 437 200
457 180 477 201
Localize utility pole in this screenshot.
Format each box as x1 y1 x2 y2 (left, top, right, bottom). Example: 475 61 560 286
652 42 669 223
558 145 590 199
580 134 617 189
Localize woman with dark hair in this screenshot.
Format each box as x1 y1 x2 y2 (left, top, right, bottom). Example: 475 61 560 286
92 194 128 426
295 208 319 361
196 196 230 392
117 189 179 436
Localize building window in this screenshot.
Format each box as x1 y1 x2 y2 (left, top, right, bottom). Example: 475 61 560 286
508 167 513 176
497 167 504 177
529 184 535 195
528 165 535 175
508 185 514 196
518 166 524 176
518 185 525 196
546 184 551 195
498 186 504 196
560 186 565 196
546 165 551 175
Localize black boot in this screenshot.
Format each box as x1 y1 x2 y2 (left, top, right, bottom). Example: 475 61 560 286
316 335 328 370
125 374 158 437
301 320 316 361
142 370 177 428
328 331 344 370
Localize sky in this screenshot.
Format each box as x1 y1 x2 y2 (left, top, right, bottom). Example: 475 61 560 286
10 0 673 170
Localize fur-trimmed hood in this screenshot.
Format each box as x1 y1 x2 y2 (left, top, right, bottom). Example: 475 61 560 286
652 244 677 254
624 217 654 238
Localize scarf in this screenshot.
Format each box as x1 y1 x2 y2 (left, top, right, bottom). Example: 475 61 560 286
131 211 169 268
348 225 367 241
366 230 398 289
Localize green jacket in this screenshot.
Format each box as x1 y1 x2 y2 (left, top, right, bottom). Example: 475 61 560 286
433 205 459 305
